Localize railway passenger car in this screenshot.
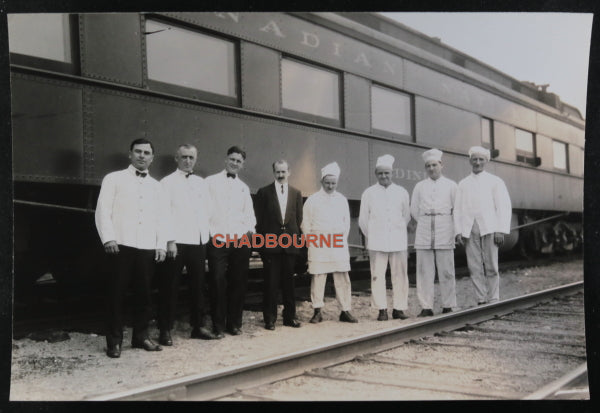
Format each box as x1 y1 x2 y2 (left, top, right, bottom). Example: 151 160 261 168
9 12 584 296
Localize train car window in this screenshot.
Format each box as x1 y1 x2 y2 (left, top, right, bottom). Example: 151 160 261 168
8 13 77 73
553 141 569 172
145 19 237 103
281 58 341 126
481 118 495 150
515 128 538 166
370 85 412 139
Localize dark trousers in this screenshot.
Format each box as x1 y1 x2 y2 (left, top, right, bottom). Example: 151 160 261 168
105 245 155 347
158 243 209 331
207 243 251 333
262 253 297 324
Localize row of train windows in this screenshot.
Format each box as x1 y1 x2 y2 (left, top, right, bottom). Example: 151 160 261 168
8 14 574 174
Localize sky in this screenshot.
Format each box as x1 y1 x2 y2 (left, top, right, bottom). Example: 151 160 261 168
380 12 593 118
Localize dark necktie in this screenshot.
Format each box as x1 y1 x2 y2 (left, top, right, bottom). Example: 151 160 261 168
281 184 284 194
227 173 236 179
136 171 147 178
185 172 193 178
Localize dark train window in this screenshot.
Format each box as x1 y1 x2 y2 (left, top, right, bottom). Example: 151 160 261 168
553 141 569 172
481 118 495 150
8 13 78 74
145 19 238 104
370 84 412 140
515 128 537 166
281 58 341 126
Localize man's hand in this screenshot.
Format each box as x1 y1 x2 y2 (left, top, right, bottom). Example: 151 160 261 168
493 232 504 247
104 241 119 254
155 249 166 263
455 234 464 247
166 241 177 259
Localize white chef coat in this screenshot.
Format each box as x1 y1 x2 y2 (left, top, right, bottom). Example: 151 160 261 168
301 188 350 272
410 175 458 250
161 169 211 245
358 183 410 252
205 170 256 238
454 171 512 237
95 165 171 250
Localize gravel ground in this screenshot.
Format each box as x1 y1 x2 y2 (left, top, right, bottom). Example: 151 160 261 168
9 258 584 401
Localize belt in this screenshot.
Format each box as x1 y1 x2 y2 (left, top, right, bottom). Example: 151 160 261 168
423 211 452 216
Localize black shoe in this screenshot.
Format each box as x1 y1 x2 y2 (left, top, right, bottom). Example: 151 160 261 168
106 343 121 358
377 309 388 321
213 330 225 340
228 327 242 336
131 338 162 351
265 322 275 330
393 309 409 319
417 309 434 317
159 330 173 346
477 301 487 306
309 309 323 324
191 327 217 340
442 307 453 314
283 319 301 328
339 311 358 323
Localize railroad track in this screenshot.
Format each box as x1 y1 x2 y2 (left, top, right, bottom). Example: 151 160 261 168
86 281 587 401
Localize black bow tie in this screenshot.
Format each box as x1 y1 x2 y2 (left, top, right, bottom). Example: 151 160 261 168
227 173 236 179
185 172 193 178
136 171 147 178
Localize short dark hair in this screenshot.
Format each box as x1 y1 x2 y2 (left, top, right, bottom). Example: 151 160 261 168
130 138 154 154
272 159 289 172
227 145 246 160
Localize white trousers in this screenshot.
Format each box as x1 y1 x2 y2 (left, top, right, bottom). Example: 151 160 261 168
369 250 408 310
416 249 456 309
310 272 352 311
465 220 500 303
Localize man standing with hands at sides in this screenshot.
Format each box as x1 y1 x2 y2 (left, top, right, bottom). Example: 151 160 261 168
410 149 458 317
359 154 411 321
302 162 358 324
158 144 217 345
255 160 303 330
206 146 256 337
454 146 512 305
95 138 169 358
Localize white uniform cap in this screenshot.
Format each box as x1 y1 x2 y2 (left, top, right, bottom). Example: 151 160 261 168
375 154 395 169
321 162 341 179
422 148 443 163
468 146 491 161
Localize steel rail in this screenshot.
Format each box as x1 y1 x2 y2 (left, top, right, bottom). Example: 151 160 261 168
85 281 583 401
523 362 588 400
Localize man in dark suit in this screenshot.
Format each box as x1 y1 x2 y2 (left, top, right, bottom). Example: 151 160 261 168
255 160 303 330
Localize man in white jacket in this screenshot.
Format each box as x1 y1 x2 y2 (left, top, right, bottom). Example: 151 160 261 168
302 162 358 324
410 149 458 317
95 138 169 358
359 155 411 321
159 144 217 345
454 146 512 305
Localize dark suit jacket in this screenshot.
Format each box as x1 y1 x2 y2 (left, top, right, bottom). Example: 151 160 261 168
255 182 303 255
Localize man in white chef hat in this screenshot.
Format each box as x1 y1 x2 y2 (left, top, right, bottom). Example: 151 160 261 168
359 154 411 321
454 146 512 305
302 162 358 324
410 148 458 316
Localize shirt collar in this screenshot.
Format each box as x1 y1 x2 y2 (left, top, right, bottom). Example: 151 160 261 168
128 165 149 175
177 168 194 177
274 181 288 189
221 169 237 180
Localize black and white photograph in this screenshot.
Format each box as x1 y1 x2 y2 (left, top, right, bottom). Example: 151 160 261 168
1 2 597 404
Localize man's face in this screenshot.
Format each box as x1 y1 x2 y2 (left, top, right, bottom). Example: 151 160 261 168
176 147 197 173
375 166 393 187
470 154 487 174
225 152 245 175
273 162 290 184
321 175 338 194
425 160 442 180
129 143 154 171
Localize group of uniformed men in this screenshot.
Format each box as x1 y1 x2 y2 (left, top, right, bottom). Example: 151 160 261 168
95 139 512 358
